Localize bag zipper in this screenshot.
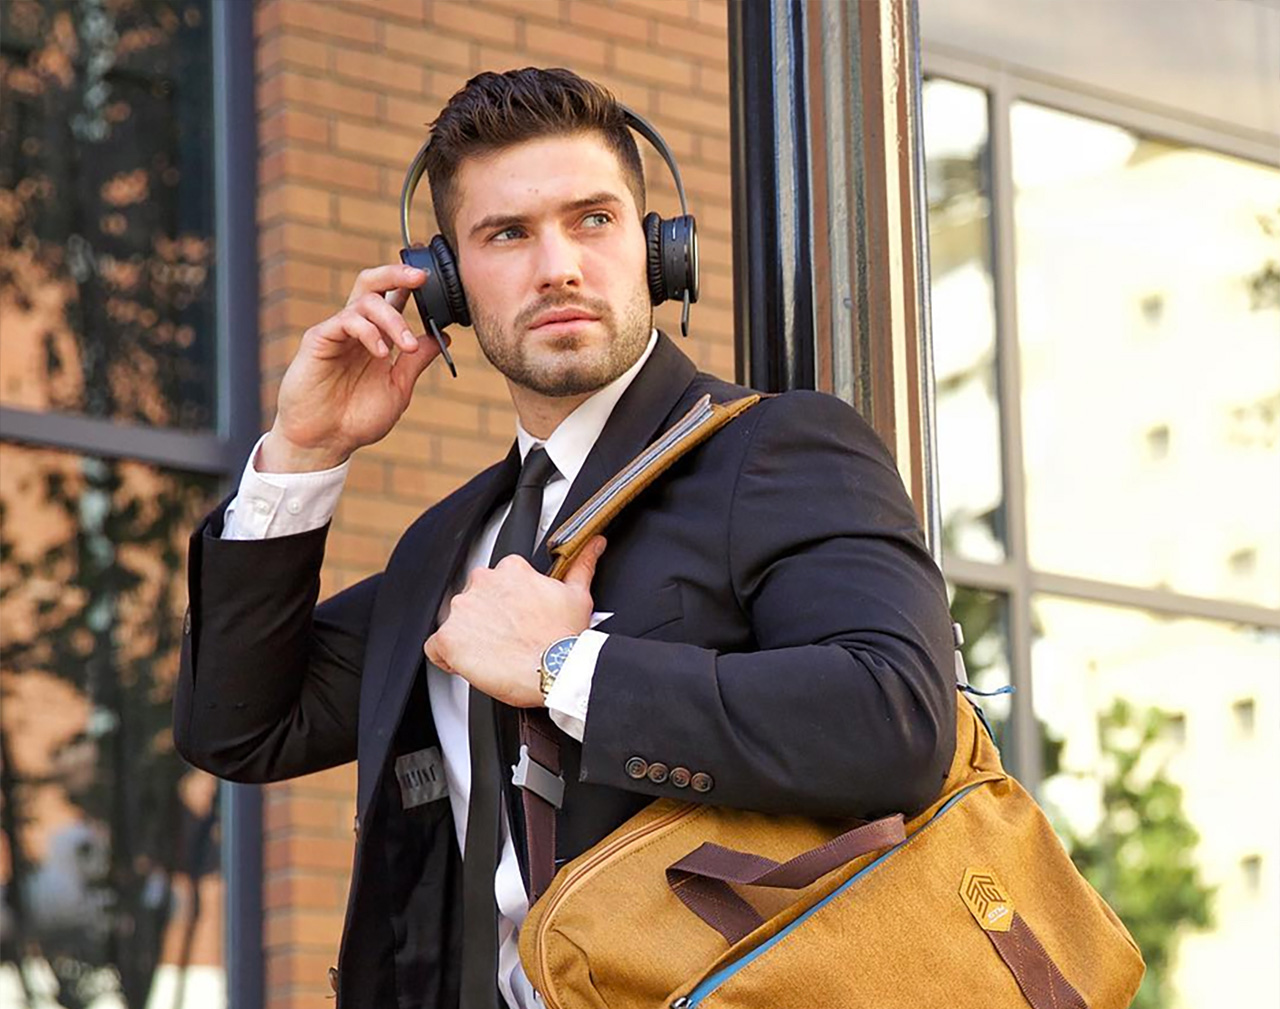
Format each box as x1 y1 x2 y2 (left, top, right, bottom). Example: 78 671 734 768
670 779 994 1008
535 803 701 1008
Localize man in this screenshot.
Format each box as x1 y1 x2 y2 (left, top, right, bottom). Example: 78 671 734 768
173 68 956 1009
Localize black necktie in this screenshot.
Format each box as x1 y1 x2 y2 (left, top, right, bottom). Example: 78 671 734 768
460 446 558 1009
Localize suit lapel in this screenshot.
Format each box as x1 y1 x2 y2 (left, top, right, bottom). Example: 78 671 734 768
359 443 521 793
530 331 698 574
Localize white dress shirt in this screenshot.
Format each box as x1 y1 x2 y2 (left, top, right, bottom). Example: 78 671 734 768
220 330 658 1007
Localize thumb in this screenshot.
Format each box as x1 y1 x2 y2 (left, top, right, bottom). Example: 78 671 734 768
561 535 606 592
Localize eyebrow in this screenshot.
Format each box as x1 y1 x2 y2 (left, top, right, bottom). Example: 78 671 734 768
467 191 625 239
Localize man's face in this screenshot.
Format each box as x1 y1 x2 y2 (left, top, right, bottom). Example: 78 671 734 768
451 133 652 398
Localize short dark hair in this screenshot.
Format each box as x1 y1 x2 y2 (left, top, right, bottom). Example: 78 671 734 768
424 67 646 246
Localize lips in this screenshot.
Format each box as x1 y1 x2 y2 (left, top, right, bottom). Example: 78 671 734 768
528 307 600 330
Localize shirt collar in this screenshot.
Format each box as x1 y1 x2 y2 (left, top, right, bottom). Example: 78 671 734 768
515 328 659 487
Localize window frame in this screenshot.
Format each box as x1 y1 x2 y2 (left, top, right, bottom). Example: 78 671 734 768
0 3 263 1006
921 50 1280 788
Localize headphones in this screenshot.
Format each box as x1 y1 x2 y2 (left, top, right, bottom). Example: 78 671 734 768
398 105 699 377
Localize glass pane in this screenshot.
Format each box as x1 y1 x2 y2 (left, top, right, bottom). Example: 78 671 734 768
1012 102 1280 609
1031 595 1280 1009
923 79 1007 562
947 583 1013 743
0 0 218 431
0 441 226 1008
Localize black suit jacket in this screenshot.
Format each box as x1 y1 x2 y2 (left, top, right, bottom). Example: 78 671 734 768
173 332 956 1009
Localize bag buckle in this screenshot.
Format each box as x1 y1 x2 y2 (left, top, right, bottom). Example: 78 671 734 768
512 744 565 809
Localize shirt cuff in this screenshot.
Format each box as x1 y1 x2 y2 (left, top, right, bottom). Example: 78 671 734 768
545 629 609 743
222 432 351 540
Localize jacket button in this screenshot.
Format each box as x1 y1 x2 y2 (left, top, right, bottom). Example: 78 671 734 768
625 756 648 779
647 762 670 784
353 815 360 841
691 772 714 793
328 966 339 993
670 766 691 789
182 609 192 635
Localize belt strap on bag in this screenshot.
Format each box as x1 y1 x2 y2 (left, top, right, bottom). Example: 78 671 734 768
513 392 763 900
665 814 907 943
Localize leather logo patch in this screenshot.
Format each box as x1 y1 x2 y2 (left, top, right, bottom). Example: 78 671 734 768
961 868 1014 932
395 746 448 809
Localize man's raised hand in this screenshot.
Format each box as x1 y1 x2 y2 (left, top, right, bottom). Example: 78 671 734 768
260 264 451 473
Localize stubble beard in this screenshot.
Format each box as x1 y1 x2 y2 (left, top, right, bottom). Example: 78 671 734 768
471 286 653 398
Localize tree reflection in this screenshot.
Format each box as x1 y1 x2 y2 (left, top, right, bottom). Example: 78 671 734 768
0 1 222 1005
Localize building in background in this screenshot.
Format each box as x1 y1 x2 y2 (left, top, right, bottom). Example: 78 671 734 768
1 2 1276 1009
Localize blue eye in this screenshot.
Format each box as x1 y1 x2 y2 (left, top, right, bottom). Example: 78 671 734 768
582 211 612 228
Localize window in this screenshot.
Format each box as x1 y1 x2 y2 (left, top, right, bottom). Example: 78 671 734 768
0 1 256 1004
924 74 1280 1009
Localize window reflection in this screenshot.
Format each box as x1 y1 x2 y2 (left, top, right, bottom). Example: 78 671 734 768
1031 595 1279 1009
947 584 1013 742
0 0 218 431
1012 102 1280 609
0 442 225 1008
923 79 1006 562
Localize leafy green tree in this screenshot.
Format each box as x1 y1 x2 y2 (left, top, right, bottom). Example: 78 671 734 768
1060 699 1214 1009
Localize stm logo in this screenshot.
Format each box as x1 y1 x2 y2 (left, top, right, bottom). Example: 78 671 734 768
961 868 1015 932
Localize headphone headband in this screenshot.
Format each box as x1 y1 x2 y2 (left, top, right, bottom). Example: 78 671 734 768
400 105 689 248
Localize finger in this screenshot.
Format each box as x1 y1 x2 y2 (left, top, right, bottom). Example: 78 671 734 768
349 264 426 303
386 287 411 312
341 310 393 359
424 634 452 673
354 292 419 352
561 535 606 593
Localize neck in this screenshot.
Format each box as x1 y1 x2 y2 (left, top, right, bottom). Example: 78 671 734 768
507 381 594 440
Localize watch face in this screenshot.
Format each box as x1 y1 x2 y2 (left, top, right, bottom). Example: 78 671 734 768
545 636 577 674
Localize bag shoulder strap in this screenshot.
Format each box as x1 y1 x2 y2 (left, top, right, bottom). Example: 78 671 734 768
518 390 764 900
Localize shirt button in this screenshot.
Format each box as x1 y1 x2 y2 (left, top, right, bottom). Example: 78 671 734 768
669 766 691 789
647 762 670 784
691 772 714 794
625 756 648 779
286 498 302 515
252 497 270 515
328 967 339 993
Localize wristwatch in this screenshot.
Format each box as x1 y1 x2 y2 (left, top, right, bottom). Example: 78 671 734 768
538 635 579 703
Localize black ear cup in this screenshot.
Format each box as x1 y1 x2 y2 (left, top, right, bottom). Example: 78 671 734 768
644 211 666 306
429 234 471 327
644 211 700 308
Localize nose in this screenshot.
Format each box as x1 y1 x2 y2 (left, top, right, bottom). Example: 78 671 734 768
534 227 583 294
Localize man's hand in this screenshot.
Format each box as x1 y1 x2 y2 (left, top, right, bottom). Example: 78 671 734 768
261 264 449 473
424 536 607 707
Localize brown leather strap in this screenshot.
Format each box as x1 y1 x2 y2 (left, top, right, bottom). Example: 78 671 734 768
517 710 563 901
666 815 906 943
987 913 1089 1009
516 393 765 902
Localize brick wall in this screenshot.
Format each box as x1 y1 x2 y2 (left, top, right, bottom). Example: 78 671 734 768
252 1 733 1002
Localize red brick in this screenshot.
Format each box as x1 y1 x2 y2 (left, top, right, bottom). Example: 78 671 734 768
692 0 728 31
389 463 469 503
260 71 381 120
267 221 381 267
257 31 332 76
264 907 348 948
613 0 696 24
382 22 472 69
336 490 431 533
336 0 426 24
655 18 726 63
268 0 379 45
259 107 331 149
333 48 430 97
264 948 344 989
333 120 425 168
656 88 729 134
610 38 696 88
524 22 610 68
564 1 650 42
430 1 518 46
260 182 333 226
263 258 339 301
696 60 730 97
265 834 355 875
265 147 381 195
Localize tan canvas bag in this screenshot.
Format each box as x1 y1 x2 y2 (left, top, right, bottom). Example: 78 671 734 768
513 394 1145 1009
